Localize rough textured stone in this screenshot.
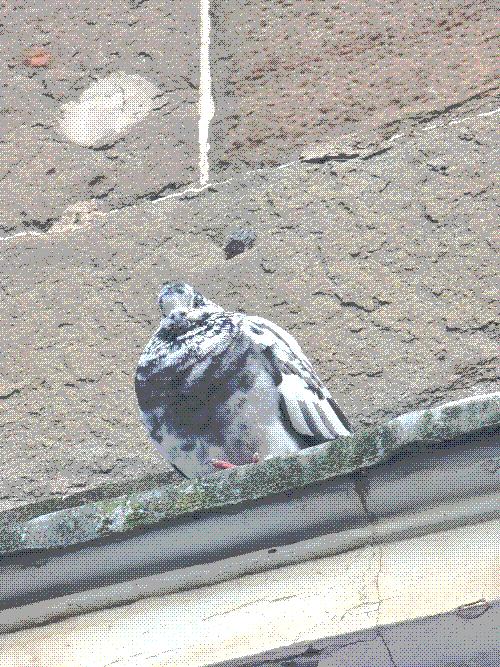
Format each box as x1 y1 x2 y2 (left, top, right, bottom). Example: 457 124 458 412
1 103 500 513
210 0 500 176
0 0 198 234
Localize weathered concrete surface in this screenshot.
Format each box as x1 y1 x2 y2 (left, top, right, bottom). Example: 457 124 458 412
0 391 499 554
2 101 500 513
210 0 500 176
1 516 498 666
0 0 198 235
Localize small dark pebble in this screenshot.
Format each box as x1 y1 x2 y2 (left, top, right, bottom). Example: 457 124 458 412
224 228 257 260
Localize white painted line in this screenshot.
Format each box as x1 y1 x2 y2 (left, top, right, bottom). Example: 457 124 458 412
478 106 500 118
199 0 213 186
0 230 44 242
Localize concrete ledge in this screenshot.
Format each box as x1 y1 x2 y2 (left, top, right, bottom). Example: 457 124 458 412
1 391 499 553
209 600 500 667
0 391 498 641
1 518 498 666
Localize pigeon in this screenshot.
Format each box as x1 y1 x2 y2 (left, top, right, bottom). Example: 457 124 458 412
135 283 351 479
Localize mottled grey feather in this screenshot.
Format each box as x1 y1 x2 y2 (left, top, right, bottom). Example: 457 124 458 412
135 283 351 478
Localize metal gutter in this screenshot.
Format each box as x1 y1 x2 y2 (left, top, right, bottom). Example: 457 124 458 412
0 391 499 635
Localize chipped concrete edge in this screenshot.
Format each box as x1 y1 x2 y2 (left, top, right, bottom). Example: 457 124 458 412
1 392 499 554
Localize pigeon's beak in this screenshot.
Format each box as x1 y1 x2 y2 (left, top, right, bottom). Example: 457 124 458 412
170 308 189 322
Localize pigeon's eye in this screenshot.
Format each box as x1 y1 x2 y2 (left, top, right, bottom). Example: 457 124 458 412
171 309 188 322
193 294 205 308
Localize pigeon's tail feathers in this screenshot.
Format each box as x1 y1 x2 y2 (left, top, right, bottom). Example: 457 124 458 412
323 396 351 436
279 373 351 440
169 462 190 479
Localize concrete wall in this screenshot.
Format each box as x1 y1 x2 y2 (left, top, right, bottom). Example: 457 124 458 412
209 0 500 176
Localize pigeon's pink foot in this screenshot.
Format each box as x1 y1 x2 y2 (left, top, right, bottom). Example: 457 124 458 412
210 459 237 470
210 453 260 470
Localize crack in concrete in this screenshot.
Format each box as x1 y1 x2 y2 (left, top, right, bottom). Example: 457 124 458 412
201 597 269 621
349 466 401 664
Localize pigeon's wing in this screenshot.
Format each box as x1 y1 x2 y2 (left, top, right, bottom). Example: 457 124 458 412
243 315 351 439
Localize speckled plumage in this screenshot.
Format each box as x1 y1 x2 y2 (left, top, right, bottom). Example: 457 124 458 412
135 283 351 478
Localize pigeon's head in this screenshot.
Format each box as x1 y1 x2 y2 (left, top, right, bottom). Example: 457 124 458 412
158 283 221 318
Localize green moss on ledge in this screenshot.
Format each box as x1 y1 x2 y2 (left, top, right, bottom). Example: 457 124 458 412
0 392 499 553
